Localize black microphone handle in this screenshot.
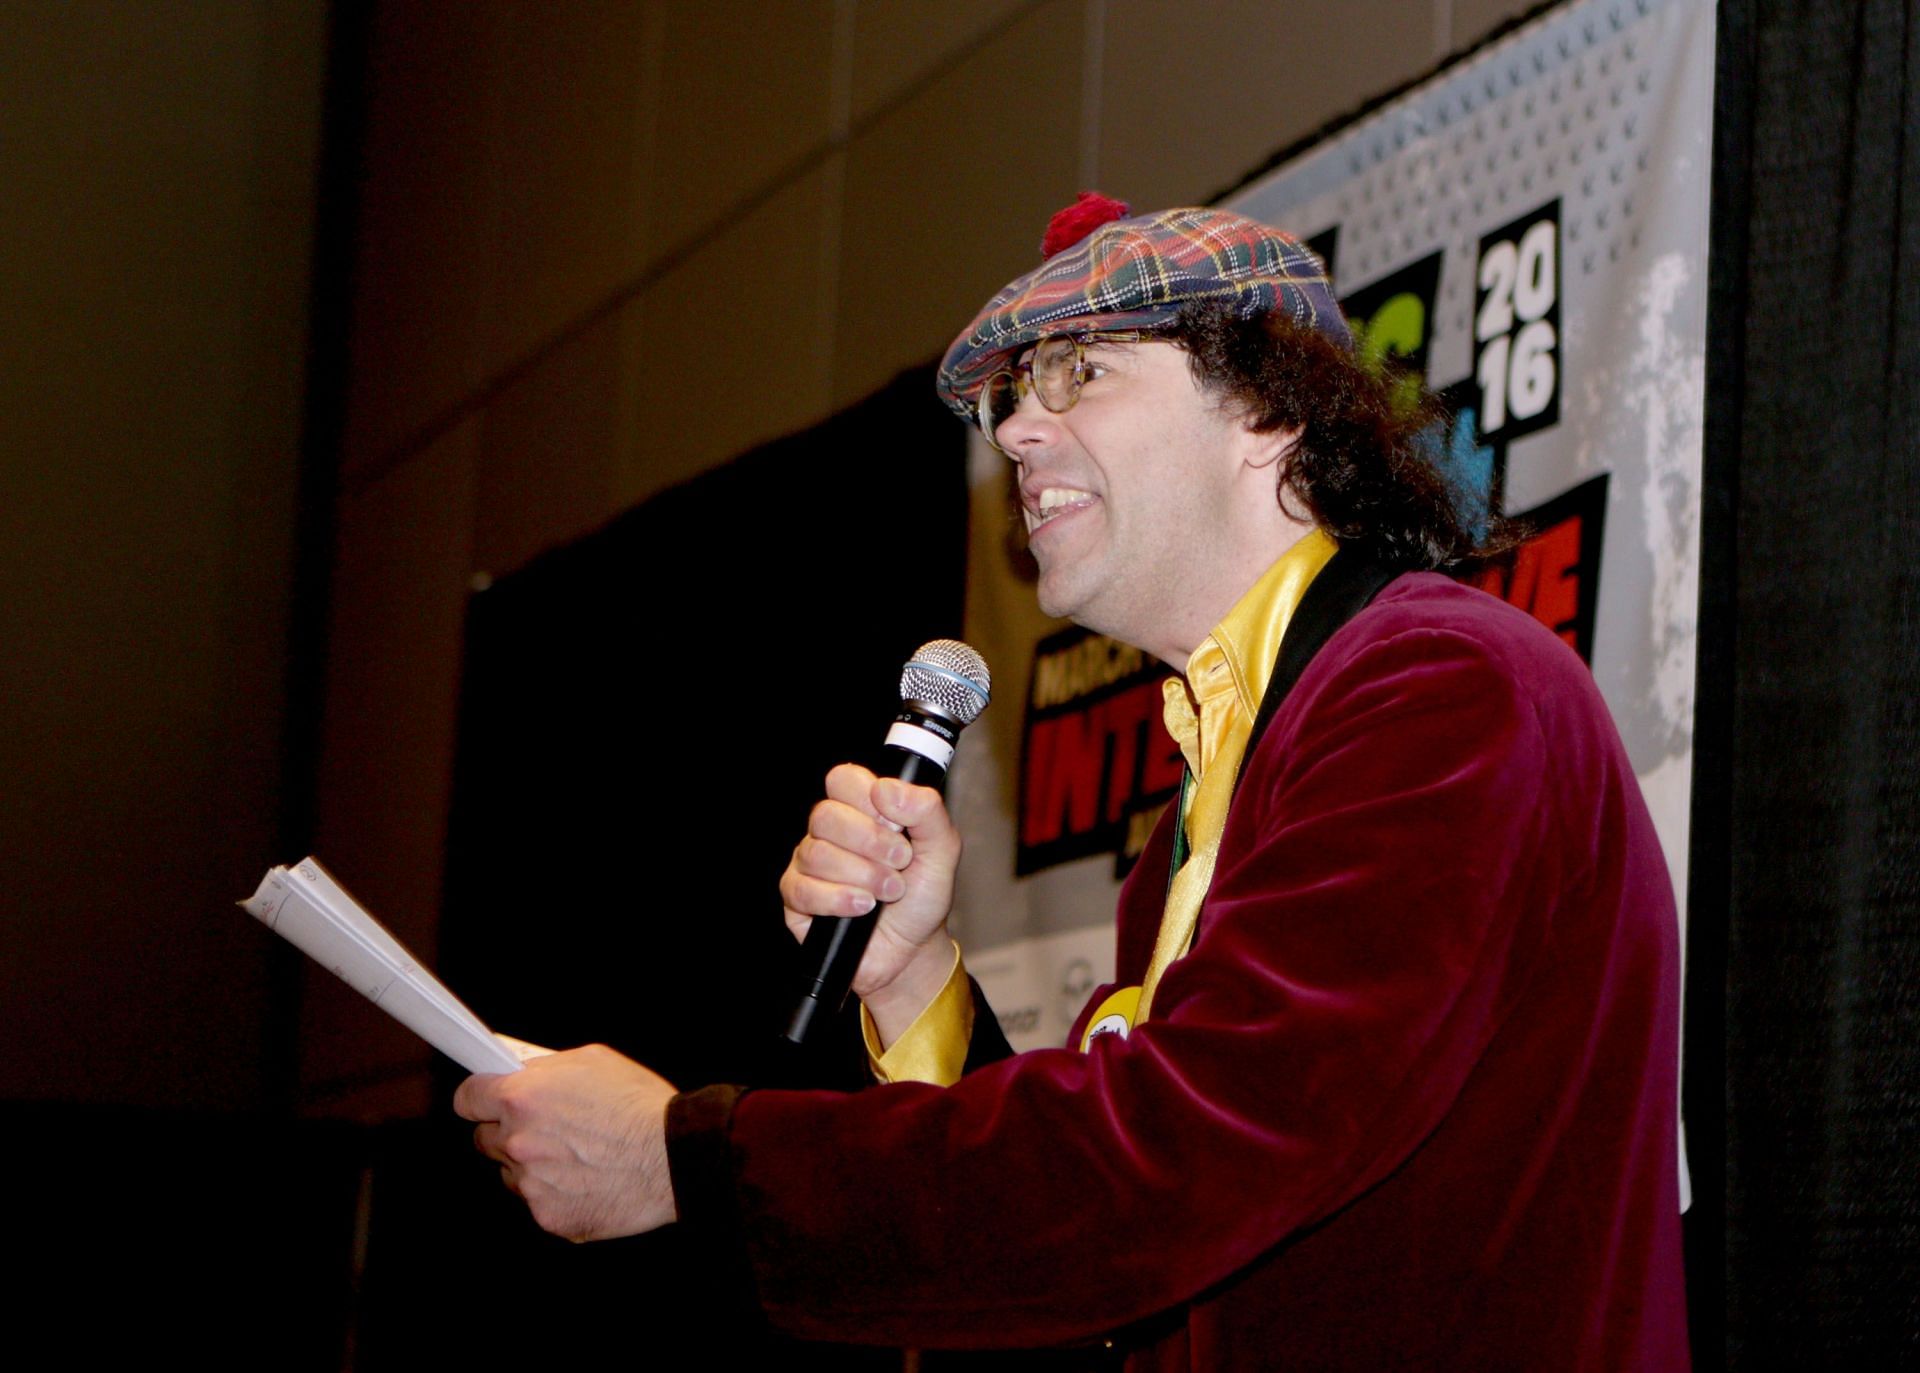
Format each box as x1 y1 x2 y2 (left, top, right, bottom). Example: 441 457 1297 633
783 739 950 1046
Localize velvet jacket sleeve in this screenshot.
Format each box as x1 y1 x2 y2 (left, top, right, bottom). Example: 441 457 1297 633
667 609 1583 1348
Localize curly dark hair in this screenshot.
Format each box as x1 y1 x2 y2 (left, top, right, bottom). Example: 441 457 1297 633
1164 300 1508 570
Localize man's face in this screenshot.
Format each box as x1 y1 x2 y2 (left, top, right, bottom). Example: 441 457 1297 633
994 336 1268 662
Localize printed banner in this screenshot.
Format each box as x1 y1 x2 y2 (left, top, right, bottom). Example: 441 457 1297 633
948 0 1713 1058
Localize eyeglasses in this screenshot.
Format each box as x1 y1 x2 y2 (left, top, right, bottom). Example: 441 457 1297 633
977 331 1157 455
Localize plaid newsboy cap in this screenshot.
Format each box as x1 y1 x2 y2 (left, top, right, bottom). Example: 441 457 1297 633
935 204 1351 419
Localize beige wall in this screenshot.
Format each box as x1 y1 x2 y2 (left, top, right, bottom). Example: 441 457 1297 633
310 0 1548 1116
0 1 328 1109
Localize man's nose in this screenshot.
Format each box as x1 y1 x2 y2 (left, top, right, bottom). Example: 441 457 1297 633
992 391 1061 461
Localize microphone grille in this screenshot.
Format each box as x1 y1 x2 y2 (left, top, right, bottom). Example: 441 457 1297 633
899 640 991 725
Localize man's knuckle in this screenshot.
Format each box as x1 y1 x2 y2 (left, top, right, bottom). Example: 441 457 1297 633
527 1194 562 1233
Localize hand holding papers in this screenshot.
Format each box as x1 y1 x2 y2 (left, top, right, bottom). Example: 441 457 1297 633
240 857 542 1075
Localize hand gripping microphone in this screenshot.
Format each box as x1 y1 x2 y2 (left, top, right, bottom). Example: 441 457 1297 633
783 640 991 1046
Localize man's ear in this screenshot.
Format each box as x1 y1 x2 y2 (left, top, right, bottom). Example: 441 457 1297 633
1241 423 1303 472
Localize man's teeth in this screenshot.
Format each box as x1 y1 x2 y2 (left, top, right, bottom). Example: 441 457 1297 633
1032 488 1095 525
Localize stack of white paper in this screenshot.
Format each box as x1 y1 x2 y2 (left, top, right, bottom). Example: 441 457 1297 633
241 857 534 1075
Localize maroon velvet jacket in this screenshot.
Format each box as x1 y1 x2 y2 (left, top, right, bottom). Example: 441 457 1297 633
669 574 1690 1370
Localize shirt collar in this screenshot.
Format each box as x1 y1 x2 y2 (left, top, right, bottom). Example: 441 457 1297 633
1161 529 1340 776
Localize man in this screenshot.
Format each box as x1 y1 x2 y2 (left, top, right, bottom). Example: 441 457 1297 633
456 196 1690 1369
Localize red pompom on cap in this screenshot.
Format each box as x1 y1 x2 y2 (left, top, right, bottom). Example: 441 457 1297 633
1041 191 1131 258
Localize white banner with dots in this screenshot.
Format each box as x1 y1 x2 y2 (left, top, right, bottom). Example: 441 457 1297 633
1233 0 1713 925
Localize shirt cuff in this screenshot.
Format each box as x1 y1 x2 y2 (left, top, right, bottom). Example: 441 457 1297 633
859 941 973 1086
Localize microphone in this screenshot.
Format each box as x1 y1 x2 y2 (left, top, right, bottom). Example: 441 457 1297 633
783 639 991 1046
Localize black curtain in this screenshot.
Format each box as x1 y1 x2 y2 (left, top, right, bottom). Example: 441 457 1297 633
438 364 969 1096
1706 1 1919 1364
352 365 969 1370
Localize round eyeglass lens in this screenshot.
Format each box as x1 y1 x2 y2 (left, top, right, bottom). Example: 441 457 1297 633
977 336 1096 451
1030 336 1082 410
980 371 1023 450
